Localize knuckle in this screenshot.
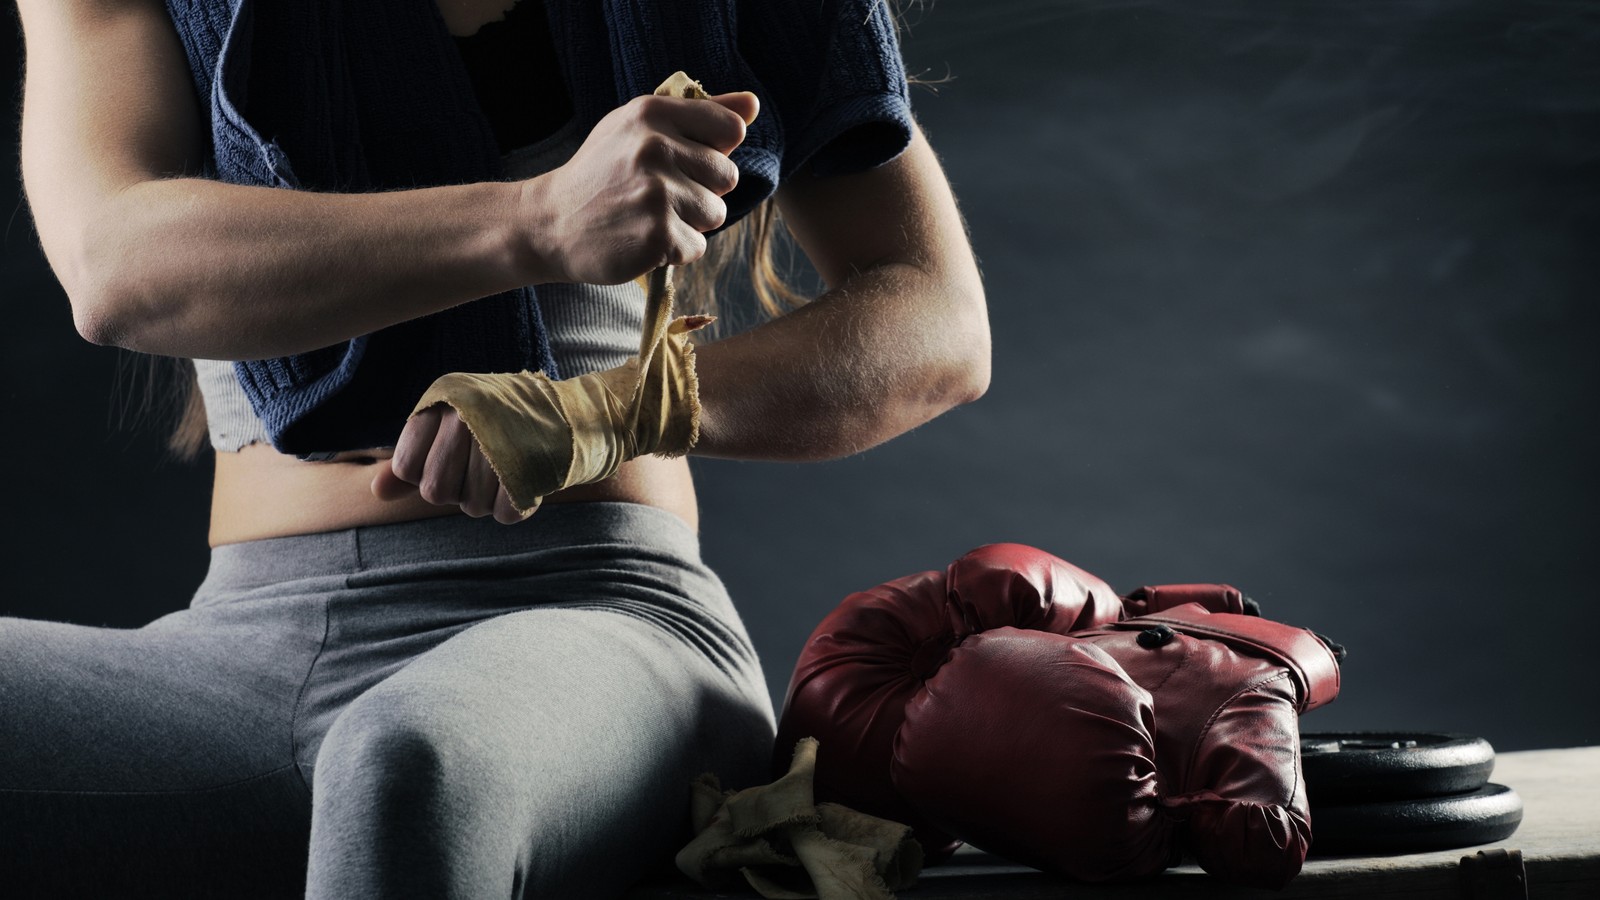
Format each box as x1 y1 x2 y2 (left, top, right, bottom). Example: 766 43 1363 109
670 232 707 266
641 228 675 263
635 177 671 211
391 451 422 483
633 133 672 168
635 97 683 134
704 196 728 231
718 112 746 146
493 493 527 525
713 158 740 194
624 94 662 124
683 193 724 232
418 472 455 504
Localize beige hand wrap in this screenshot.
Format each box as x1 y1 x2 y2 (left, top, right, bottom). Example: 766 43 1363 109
409 72 716 516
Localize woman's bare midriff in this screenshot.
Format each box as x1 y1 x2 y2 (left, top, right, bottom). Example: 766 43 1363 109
209 445 698 546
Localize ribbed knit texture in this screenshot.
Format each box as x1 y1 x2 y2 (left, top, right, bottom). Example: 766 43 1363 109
539 281 651 377
163 0 557 459
164 0 913 458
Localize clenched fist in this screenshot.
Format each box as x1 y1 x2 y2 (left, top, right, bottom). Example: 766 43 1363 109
518 90 759 286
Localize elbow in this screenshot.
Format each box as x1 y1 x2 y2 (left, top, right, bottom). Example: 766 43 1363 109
65 253 132 347
64 263 136 348
55 245 119 347
57 214 153 350
72 302 140 349
955 331 991 406
944 280 991 408
934 345 988 412
71 301 118 347
32 193 133 347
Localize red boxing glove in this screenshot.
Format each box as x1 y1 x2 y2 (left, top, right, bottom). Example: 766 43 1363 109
1121 582 1253 617
777 543 1340 887
944 543 1127 633
774 544 1134 857
890 629 1171 881
1074 605 1341 888
951 543 1254 623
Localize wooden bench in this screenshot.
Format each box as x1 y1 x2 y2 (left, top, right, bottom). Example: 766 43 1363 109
629 746 1598 899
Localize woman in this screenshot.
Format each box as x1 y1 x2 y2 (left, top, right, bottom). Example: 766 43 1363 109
3 0 988 896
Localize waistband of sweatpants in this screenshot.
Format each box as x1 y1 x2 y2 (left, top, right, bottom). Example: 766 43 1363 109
201 501 703 590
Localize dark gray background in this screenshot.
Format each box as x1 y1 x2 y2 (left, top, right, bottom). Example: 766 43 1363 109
3 2 1596 752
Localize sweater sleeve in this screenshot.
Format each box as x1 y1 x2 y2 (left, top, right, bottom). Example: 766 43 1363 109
163 0 559 456
731 0 914 201
584 0 914 227
757 0 915 180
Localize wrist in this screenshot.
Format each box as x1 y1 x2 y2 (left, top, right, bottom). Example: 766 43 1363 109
510 175 563 285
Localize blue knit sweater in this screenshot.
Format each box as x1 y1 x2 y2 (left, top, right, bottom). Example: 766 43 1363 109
162 0 913 456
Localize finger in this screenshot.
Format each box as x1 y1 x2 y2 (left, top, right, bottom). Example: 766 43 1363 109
494 484 535 525
671 180 728 233
673 144 740 196
646 95 747 154
371 463 418 501
663 214 709 266
708 91 759 126
460 441 498 518
418 411 473 506
390 407 443 485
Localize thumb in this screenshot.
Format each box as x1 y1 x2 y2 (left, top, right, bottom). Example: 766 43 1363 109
709 91 760 127
371 463 414 501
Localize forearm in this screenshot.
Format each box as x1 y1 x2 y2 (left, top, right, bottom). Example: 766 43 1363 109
692 124 989 462
377 253 989 517
691 260 991 462
67 177 530 360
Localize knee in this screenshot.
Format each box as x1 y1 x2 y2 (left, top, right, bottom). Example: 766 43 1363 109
305 689 530 897
312 687 503 814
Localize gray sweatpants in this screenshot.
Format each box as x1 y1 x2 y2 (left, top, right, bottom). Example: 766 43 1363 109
0 502 776 899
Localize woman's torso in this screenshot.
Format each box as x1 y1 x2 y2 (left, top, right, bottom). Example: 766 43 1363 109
209 0 699 546
209 449 698 545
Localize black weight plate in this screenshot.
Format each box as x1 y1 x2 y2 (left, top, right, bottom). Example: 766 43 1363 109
1301 731 1495 802
1308 782 1522 855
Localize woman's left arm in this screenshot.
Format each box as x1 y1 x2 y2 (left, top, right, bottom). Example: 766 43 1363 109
692 121 990 461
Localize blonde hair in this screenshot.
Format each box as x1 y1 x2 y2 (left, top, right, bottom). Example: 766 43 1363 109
677 198 808 325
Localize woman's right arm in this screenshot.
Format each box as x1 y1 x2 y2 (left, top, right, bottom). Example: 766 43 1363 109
16 0 748 361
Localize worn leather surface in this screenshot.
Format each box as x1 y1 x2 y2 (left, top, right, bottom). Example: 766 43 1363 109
1075 605 1341 887
1121 582 1249 617
775 543 1342 889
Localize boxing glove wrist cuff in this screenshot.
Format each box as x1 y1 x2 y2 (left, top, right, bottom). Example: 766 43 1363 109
1111 607 1342 711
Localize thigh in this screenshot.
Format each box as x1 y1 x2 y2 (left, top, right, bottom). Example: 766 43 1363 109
308 605 776 900
0 599 328 899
